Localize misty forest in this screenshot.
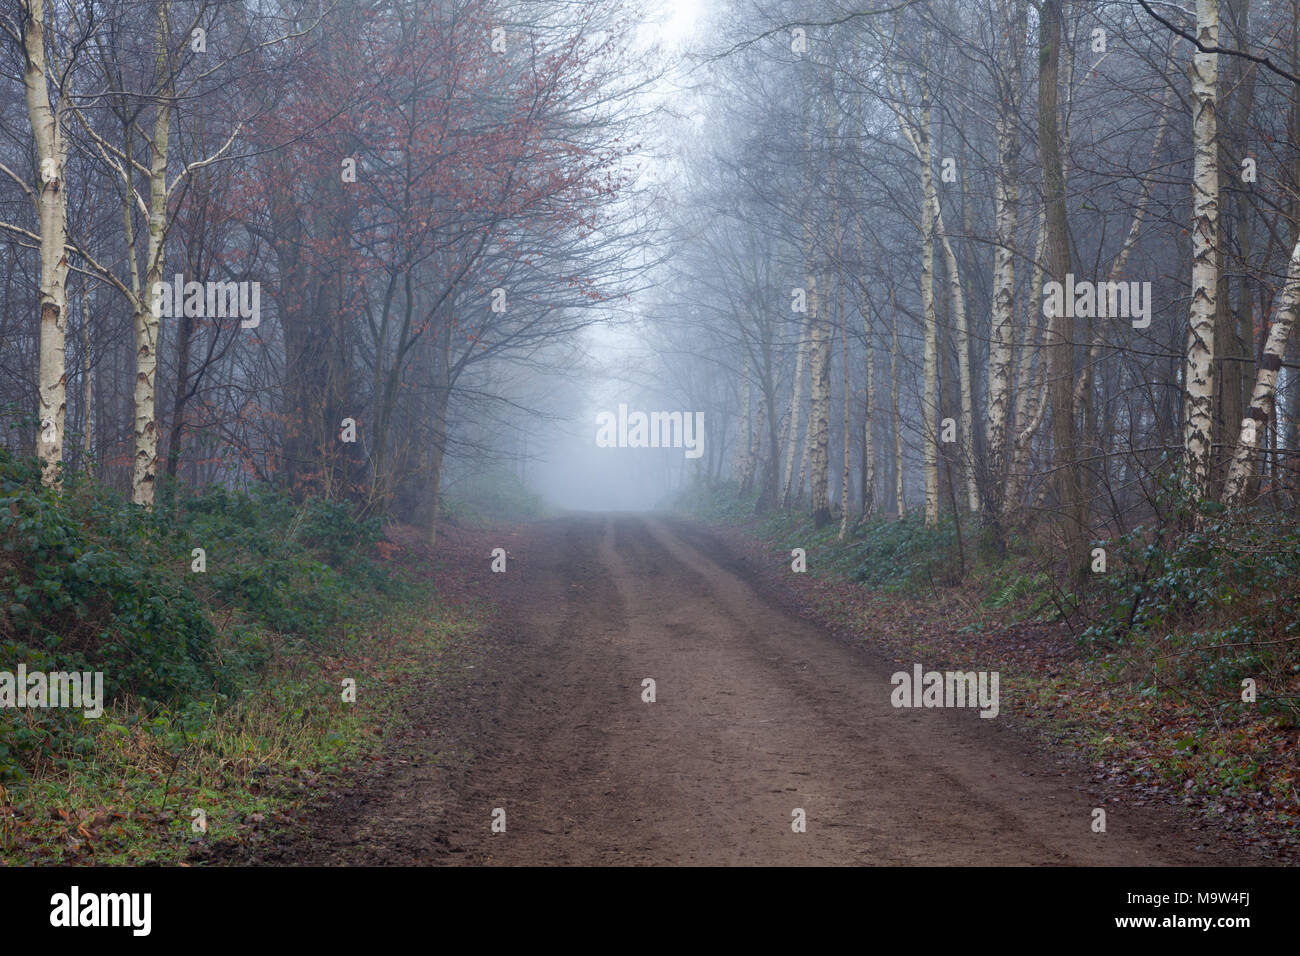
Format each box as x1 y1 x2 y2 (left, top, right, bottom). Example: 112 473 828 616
0 0 1297 871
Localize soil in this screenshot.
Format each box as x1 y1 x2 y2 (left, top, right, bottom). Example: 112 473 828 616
232 514 1255 866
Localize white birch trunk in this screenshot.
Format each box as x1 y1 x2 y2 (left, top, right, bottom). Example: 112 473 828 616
1006 208 1048 515
886 61 941 526
933 189 978 514
133 98 170 508
918 92 940 526
985 0 1026 518
1184 0 1220 498
808 88 834 527
1223 234 1300 503
808 271 831 524
781 315 809 507
131 5 174 508
23 0 70 488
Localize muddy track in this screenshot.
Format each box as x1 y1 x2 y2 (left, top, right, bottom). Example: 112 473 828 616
258 514 1248 866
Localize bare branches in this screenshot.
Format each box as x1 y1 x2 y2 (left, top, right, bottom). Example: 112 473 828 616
1136 0 1300 86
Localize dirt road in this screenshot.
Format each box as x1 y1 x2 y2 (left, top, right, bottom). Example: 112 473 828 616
273 515 1241 866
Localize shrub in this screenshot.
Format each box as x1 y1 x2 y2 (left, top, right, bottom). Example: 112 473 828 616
0 449 414 776
1083 495 1300 717
0 455 219 705
849 513 963 590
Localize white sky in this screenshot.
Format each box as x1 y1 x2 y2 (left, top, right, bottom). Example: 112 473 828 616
637 0 706 49
533 0 712 511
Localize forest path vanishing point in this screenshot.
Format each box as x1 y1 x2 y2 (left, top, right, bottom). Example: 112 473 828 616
260 515 1246 866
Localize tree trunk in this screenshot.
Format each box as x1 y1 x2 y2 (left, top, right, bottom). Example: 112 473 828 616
920 86 940 527
733 352 752 488
427 314 452 547
1184 0 1220 501
1223 235 1300 503
887 47 952 527
1038 0 1086 577
1230 0 1257 496
781 315 809 508
985 0 1027 528
133 106 170 509
24 0 69 489
808 88 832 528
131 3 174 509
891 286 904 519
746 381 765 493
756 354 782 512
808 272 832 527
1006 207 1048 516
165 278 194 483
80 288 92 476
931 168 978 515
861 307 875 519
838 259 851 539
